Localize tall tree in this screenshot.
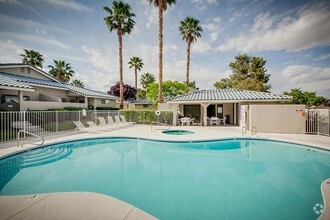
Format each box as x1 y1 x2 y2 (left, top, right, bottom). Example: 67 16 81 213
146 80 188 104
140 72 155 92
20 49 44 68
103 1 135 109
179 16 202 85
48 60 74 83
128 56 144 91
71 79 84 88
283 88 326 106
149 0 176 103
214 54 271 92
108 82 137 102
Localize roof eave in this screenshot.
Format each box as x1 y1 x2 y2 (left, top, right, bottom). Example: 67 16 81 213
167 99 291 104
0 85 35 92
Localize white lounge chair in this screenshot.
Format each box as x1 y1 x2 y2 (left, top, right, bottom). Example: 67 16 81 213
99 117 119 129
107 116 126 128
114 115 130 127
86 121 110 131
120 115 135 126
73 121 100 132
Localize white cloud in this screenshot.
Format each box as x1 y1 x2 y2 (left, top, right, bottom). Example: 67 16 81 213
209 32 218 42
314 54 330 61
0 14 71 35
252 11 275 32
40 0 92 12
218 3 330 52
191 0 218 10
0 31 70 49
0 39 22 63
282 65 330 83
279 65 330 97
192 39 211 54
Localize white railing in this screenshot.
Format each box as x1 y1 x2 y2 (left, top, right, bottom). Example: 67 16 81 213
151 121 170 132
241 126 246 136
0 110 119 143
17 130 44 147
252 126 257 136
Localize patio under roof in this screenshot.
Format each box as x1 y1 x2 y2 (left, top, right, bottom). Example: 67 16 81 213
167 89 291 103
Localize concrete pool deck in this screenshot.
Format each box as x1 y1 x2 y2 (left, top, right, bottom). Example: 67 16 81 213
0 125 329 219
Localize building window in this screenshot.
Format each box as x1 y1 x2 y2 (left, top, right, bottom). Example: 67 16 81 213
23 96 30 101
27 68 31 74
20 67 25 73
143 104 149 108
101 99 110 104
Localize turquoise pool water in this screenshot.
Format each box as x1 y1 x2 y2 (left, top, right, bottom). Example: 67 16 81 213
162 130 195 135
0 138 329 219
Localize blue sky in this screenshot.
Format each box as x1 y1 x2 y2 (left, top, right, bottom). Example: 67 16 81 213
0 0 329 97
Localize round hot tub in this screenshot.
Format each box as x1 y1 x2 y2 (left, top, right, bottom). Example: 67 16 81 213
162 130 195 135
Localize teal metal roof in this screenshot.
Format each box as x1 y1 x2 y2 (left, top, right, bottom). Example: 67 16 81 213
0 72 117 99
167 89 291 102
0 74 35 91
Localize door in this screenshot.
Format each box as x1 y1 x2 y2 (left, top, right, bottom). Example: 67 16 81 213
216 104 223 119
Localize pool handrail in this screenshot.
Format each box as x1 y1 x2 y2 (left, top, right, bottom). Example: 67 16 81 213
151 122 170 132
17 130 44 147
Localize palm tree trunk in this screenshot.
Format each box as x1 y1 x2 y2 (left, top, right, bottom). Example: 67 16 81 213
158 3 163 103
186 40 191 86
134 67 138 98
118 24 124 109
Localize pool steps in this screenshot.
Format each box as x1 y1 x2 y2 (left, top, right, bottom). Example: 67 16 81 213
20 147 72 168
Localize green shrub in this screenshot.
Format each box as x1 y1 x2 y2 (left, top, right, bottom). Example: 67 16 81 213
119 109 173 125
96 107 119 110
46 107 85 111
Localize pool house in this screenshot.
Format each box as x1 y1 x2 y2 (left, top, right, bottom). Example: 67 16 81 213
161 89 305 133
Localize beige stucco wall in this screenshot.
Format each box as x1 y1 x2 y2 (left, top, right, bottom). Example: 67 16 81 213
0 67 51 81
93 98 117 108
250 105 306 133
223 104 234 124
22 86 70 101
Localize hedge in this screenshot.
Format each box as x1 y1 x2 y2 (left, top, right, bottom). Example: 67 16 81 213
119 109 173 125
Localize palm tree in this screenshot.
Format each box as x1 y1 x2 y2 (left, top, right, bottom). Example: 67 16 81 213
179 17 203 85
149 0 176 103
48 60 75 83
71 79 84 88
103 1 135 109
140 72 155 93
128 57 144 91
20 49 44 68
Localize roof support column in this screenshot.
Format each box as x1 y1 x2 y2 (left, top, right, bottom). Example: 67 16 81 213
18 90 24 111
201 103 210 126
84 97 88 109
248 102 252 131
173 103 179 126
92 98 97 110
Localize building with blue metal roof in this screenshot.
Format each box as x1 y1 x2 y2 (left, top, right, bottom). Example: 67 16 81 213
0 63 118 111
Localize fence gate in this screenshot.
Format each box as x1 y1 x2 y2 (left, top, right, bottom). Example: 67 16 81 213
305 109 330 136
318 110 330 136
305 110 318 134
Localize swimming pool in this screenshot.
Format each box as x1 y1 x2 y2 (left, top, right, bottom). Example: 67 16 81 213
0 138 329 219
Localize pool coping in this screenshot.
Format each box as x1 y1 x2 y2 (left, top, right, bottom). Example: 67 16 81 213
0 192 157 220
0 126 329 219
1 136 329 161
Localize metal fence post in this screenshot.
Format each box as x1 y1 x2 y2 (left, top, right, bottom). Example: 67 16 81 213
23 111 26 139
56 111 59 133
